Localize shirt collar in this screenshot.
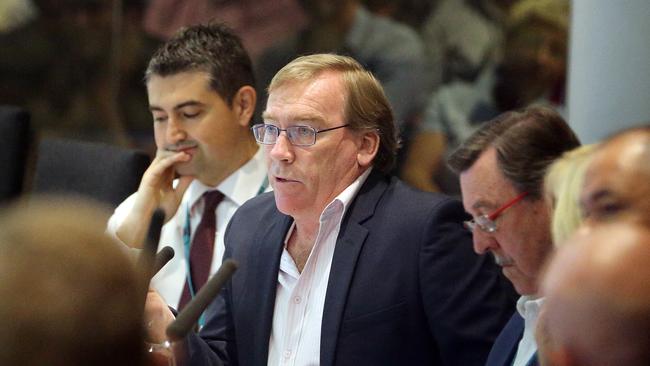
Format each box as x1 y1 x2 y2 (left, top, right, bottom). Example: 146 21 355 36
184 147 267 208
283 167 373 246
321 167 372 221
516 295 545 320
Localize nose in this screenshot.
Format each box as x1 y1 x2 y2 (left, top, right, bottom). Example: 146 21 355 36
268 133 294 163
472 229 497 255
165 116 187 144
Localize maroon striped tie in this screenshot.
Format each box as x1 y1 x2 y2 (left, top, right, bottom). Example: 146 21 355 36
178 190 224 310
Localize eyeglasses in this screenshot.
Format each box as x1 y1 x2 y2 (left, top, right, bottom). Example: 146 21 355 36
251 124 349 147
464 192 529 233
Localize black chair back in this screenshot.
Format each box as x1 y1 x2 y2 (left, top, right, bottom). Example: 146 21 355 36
32 138 150 207
0 106 32 204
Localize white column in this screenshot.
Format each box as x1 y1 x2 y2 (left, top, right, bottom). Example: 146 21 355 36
568 0 650 143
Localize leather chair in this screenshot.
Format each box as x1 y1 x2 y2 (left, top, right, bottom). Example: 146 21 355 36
0 106 32 204
32 138 150 207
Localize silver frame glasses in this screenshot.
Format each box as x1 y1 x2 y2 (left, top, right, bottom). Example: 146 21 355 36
464 192 529 233
251 124 349 147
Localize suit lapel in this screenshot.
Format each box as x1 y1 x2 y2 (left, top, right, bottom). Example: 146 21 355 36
249 211 292 366
489 313 524 366
526 352 539 366
320 172 388 366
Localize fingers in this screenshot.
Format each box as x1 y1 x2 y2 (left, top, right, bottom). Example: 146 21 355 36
175 175 194 199
142 150 191 190
144 289 175 344
157 174 195 223
128 150 191 227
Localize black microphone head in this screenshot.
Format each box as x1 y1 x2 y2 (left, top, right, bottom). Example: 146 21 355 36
166 259 239 342
152 246 175 275
137 208 167 276
136 208 167 310
146 209 166 252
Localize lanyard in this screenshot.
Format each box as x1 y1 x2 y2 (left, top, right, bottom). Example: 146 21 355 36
182 176 268 327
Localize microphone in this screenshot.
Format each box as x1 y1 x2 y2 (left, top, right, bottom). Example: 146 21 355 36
152 246 175 276
137 209 166 306
166 259 239 342
146 209 166 253
138 209 166 267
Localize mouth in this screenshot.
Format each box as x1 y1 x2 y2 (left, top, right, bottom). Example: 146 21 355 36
165 142 198 156
492 253 515 267
274 175 299 184
177 147 196 156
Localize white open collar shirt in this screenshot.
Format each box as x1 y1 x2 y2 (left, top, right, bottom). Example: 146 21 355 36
107 148 268 308
267 168 372 366
512 295 544 366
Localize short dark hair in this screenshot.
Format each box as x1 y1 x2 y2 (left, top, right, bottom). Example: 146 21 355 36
145 22 255 105
448 106 580 199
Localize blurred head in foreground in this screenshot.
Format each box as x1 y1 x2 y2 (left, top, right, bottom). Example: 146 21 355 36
0 197 144 366
539 220 650 366
581 126 650 227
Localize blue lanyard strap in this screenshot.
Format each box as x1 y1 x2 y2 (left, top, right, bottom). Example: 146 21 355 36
182 205 196 296
183 203 207 327
257 176 269 196
183 178 268 327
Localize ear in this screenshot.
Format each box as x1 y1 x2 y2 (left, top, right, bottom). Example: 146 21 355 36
231 86 257 127
356 130 380 168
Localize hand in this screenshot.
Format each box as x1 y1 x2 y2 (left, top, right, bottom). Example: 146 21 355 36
137 149 194 220
115 149 194 247
144 288 176 344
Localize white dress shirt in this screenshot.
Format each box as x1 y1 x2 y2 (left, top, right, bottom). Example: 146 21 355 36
512 295 544 366
107 148 268 308
267 168 372 366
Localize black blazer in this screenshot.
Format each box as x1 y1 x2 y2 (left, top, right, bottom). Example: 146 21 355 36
187 171 516 365
485 312 539 366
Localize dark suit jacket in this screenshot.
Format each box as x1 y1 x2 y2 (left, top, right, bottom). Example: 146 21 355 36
186 171 516 366
485 312 525 366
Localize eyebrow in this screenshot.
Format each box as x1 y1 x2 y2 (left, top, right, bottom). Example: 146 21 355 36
585 189 614 204
149 100 205 112
261 111 326 125
581 187 610 207
471 200 497 211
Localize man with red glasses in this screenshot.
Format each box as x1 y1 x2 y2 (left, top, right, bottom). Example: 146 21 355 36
448 106 580 366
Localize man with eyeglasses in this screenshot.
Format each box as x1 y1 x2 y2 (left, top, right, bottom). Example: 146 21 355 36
447 106 581 366
145 53 516 365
